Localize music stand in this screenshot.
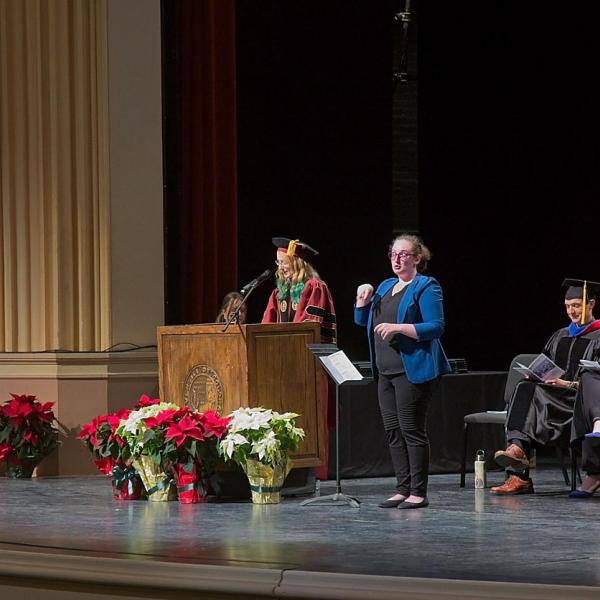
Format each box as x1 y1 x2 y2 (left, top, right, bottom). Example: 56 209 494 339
301 344 370 508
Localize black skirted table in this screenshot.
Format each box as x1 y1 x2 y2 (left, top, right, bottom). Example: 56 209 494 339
327 371 508 479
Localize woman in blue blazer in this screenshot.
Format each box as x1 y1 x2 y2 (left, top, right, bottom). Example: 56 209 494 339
355 234 451 509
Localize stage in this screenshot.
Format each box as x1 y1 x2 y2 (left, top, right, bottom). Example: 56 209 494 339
1 468 599 599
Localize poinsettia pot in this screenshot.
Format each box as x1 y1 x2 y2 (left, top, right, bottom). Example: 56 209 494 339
4 456 42 478
111 463 145 500
242 458 292 504
132 455 175 502
173 462 208 504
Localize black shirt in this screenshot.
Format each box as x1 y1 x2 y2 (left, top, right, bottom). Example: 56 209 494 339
373 286 406 375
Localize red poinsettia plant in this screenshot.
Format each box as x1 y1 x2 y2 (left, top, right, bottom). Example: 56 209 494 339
77 395 166 499
117 402 230 469
0 393 60 475
162 407 231 503
162 407 231 467
116 402 231 502
77 394 167 476
77 408 132 476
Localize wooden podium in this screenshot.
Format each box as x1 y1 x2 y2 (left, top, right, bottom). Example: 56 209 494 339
156 322 324 468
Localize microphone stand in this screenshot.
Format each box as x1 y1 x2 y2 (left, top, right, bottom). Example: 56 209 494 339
221 286 255 333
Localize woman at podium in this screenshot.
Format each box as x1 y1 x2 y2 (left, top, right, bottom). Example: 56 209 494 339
261 237 336 344
354 234 451 510
262 237 337 481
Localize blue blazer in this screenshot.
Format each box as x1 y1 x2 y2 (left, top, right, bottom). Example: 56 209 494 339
354 273 451 384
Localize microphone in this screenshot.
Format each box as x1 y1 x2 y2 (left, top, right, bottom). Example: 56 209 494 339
240 269 272 295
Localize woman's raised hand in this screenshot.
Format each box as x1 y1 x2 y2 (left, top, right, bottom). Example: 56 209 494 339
356 283 374 307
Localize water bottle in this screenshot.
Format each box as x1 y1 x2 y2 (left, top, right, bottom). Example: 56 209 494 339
474 449 486 489
315 479 321 497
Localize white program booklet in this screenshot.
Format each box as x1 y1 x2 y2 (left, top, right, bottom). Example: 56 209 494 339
513 353 564 382
320 350 363 385
580 359 600 370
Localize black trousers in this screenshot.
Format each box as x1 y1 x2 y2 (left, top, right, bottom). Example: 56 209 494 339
582 439 600 476
575 371 600 475
506 380 576 480
377 373 438 497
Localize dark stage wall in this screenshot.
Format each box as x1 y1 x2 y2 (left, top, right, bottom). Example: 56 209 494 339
235 1 393 360
163 1 600 371
418 4 600 370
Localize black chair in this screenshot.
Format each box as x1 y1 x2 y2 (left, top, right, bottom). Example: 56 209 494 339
460 353 578 489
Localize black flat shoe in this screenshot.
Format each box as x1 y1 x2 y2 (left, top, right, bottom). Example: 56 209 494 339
397 498 429 509
378 498 406 508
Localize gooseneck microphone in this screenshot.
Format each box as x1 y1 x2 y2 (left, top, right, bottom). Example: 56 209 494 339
240 269 272 295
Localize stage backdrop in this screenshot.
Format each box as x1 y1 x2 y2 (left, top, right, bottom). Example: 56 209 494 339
234 1 393 360
163 2 600 371
163 0 394 362
418 2 600 370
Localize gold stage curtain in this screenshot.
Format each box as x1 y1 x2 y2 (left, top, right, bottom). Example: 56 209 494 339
0 0 109 351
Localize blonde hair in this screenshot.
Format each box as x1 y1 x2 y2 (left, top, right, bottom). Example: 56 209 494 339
392 234 432 272
276 253 320 285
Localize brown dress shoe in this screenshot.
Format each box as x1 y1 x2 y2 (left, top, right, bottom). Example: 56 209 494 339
494 443 530 469
490 474 534 495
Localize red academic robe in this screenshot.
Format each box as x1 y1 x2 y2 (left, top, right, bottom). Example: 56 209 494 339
261 278 337 343
261 278 337 479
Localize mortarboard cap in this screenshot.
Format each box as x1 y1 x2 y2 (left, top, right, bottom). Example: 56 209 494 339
563 278 600 325
562 278 600 300
272 237 319 260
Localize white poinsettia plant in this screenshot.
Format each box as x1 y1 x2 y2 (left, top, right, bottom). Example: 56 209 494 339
217 407 305 468
115 400 179 458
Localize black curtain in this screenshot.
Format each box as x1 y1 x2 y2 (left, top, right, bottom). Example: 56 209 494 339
235 1 394 359
419 3 600 369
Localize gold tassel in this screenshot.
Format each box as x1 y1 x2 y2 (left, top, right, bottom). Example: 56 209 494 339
287 239 299 257
581 280 588 325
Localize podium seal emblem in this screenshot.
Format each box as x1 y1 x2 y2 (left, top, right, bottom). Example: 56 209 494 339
183 364 224 414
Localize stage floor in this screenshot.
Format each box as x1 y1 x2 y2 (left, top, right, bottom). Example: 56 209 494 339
0 468 599 597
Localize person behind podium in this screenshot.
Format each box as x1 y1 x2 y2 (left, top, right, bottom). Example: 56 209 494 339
216 291 247 325
492 278 600 495
354 234 451 509
261 237 336 343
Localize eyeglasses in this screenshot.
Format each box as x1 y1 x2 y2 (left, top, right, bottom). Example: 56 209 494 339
275 260 289 267
388 250 415 260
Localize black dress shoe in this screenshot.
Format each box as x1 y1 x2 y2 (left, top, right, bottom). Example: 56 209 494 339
397 498 429 509
378 497 406 508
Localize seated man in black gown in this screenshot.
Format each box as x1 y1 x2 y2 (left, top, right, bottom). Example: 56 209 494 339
491 279 600 495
